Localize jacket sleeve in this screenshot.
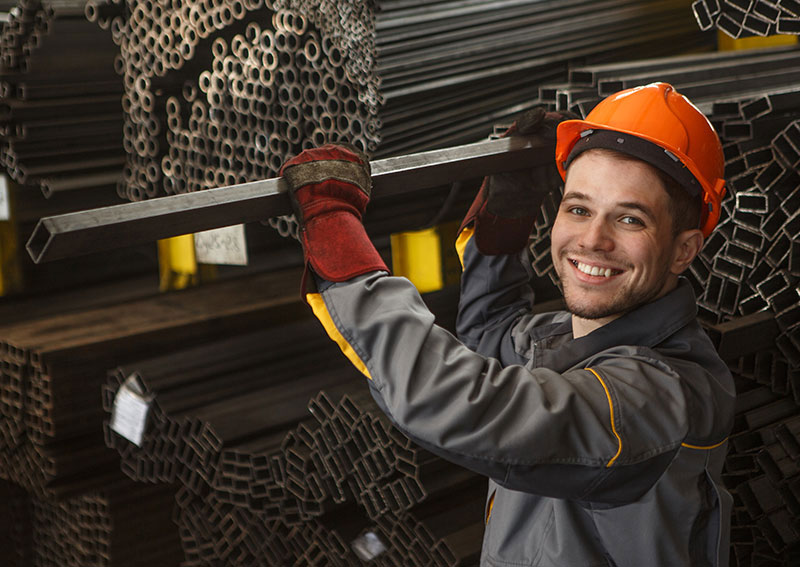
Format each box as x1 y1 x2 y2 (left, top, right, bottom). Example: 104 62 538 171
455 228 535 357
308 271 691 505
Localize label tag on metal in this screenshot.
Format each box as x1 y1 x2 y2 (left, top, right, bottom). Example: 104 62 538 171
0 176 10 221
194 224 249 265
110 375 152 447
351 531 387 561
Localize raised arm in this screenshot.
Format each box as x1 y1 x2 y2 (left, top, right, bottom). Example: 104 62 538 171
454 108 569 354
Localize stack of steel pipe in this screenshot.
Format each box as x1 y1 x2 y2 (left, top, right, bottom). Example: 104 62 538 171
0 267 305 498
101 320 348 498
100 284 489 565
81 0 710 240
0 0 125 199
0 478 182 567
692 0 800 38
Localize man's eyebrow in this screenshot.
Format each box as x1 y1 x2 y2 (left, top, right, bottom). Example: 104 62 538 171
561 191 590 202
617 201 656 220
561 191 656 220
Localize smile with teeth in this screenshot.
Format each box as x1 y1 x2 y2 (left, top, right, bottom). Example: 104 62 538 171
571 260 622 278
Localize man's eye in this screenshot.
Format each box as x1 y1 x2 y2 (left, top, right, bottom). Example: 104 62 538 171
568 206 588 216
621 216 643 226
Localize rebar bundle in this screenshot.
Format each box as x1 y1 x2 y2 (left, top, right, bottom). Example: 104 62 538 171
692 0 800 38
1 478 182 567
0 0 124 198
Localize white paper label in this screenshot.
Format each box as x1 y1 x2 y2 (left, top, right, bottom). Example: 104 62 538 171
0 176 9 221
194 224 248 265
351 532 387 561
110 375 152 446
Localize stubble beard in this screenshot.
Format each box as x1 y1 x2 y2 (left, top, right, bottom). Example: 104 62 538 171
556 254 672 321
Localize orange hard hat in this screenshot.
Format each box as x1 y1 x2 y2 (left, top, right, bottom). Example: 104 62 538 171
555 82 726 237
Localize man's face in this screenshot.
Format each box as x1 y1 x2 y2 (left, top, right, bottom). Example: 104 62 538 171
550 150 689 329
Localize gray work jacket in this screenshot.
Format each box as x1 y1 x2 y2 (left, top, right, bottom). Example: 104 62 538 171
309 237 735 566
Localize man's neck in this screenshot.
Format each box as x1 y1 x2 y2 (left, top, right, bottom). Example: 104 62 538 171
571 313 621 339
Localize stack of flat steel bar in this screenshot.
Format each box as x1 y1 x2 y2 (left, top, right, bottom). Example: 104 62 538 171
1 477 182 567
0 267 304 500
519 45 800 565
0 0 125 199
101 285 488 565
692 0 800 38
370 0 710 157
80 0 710 242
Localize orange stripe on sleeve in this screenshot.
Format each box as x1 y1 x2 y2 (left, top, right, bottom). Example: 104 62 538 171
585 367 623 468
682 438 728 450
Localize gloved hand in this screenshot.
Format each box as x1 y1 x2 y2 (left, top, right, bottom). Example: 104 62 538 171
460 107 574 255
280 144 388 294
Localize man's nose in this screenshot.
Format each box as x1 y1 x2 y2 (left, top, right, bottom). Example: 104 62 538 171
577 218 614 251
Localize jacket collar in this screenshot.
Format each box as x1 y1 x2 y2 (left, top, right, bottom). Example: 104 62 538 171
540 278 698 373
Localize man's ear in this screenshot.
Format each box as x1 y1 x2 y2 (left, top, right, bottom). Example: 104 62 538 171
670 229 704 275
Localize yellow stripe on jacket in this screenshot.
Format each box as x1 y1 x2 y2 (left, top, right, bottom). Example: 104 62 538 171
307 292 372 379
455 226 475 270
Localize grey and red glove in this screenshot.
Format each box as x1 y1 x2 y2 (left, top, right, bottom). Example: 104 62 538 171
280 144 388 294
460 107 575 255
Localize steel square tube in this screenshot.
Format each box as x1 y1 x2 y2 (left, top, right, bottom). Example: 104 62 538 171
714 255 747 281
719 278 741 315
771 286 800 314
738 292 769 315
718 11 746 37
777 16 800 32
783 211 800 239
761 206 789 240
755 160 786 192
765 233 791 267
733 224 766 250
740 96 772 121
744 148 775 171
743 13 773 34
754 1 781 21
725 243 759 268
772 127 800 168
725 0 755 12
27 135 552 263
757 271 791 300
789 241 800 275
732 209 763 230
692 0 718 29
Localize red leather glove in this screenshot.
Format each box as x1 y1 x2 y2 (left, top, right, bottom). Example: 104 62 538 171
280 145 388 293
460 107 574 255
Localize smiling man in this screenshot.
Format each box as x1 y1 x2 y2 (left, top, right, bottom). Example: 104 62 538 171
551 150 703 337
281 83 735 566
